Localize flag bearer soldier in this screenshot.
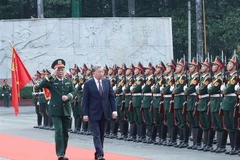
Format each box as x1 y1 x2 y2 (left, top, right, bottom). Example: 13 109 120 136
37 59 75 160
123 64 136 141
162 60 177 146
184 57 201 150
196 58 212 151
152 61 167 145
39 69 49 129
70 64 81 133
131 62 146 142
32 71 42 128
114 64 128 140
220 55 240 155
141 62 156 143
2 79 11 108
172 58 188 148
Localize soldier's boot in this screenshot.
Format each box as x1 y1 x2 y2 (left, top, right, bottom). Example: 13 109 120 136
198 130 208 151
74 117 80 133
216 130 227 153
167 126 177 146
229 130 240 155
143 125 151 143
34 113 42 128
148 126 157 144
118 121 128 140
43 115 48 129
126 123 137 141
175 128 183 147
193 128 203 150
49 116 54 130
141 124 147 143
136 124 143 142
154 126 161 145
226 132 235 154
104 120 111 138
109 121 119 139
160 125 168 145
77 117 82 134
68 117 73 132
179 127 189 148
86 121 92 135
81 121 88 134
204 128 215 152
188 128 197 149
211 131 221 152
163 126 172 146
117 122 124 140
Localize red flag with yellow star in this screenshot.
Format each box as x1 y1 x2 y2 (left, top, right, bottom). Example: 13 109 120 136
11 47 32 115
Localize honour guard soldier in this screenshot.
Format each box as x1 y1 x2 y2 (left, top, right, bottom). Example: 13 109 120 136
142 62 156 143
173 58 188 148
221 55 239 155
152 61 167 145
131 62 145 142
36 59 75 160
2 79 11 108
196 58 212 151
162 60 177 146
32 71 42 128
45 69 53 130
123 64 136 141
206 56 224 152
184 58 201 150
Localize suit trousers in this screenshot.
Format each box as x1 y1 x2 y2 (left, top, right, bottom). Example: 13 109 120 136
90 115 106 157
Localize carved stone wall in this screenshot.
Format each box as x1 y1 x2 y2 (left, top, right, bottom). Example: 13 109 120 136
0 18 173 79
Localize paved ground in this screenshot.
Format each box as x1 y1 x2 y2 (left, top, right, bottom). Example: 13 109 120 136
0 106 239 160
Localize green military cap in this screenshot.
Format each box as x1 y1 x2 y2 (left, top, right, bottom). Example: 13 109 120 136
177 58 186 68
201 57 211 68
212 56 223 69
45 69 51 75
118 63 127 70
127 64 135 72
167 59 176 70
104 64 109 75
136 62 144 73
156 61 166 71
51 59 65 69
229 55 239 66
144 62 155 71
35 70 41 77
189 57 201 69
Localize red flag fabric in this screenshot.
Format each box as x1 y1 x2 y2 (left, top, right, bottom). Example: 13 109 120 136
11 47 32 115
43 88 51 100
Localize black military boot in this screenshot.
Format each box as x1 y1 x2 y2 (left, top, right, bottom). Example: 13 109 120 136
179 127 189 148
77 117 82 134
198 130 208 151
160 125 168 145
148 126 157 144
167 126 177 146
216 130 227 153
204 128 215 152
193 128 203 150
136 124 143 142
154 126 161 145
175 128 183 148
142 124 148 143
230 130 240 155
109 121 119 139
126 123 137 141
117 122 124 140
81 121 88 134
226 132 235 154
104 120 111 138
118 121 128 140
211 131 221 152
188 128 197 149
34 113 42 128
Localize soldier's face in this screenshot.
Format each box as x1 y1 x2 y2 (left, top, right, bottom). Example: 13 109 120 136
41 74 45 79
154 67 161 75
145 68 150 75
126 69 131 76
86 70 91 76
200 65 208 73
108 69 113 75
189 65 195 73
56 67 65 78
165 66 171 75
227 61 235 71
93 67 104 80
71 69 76 75
134 68 140 75
212 64 219 72
118 68 123 75
175 65 183 73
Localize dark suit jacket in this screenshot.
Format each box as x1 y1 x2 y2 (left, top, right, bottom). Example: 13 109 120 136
83 78 116 121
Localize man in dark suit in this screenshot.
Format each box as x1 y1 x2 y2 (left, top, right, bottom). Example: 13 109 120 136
37 59 75 160
83 65 117 160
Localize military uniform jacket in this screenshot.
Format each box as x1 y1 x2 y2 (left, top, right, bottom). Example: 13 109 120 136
153 75 164 109
174 73 186 110
38 79 48 104
38 76 75 116
2 84 11 94
115 75 125 106
198 73 211 112
123 76 134 108
185 72 199 111
163 75 172 110
208 72 222 112
32 80 40 104
76 76 85 103
132 76 144 107
142 75 154 108
221 71 238 111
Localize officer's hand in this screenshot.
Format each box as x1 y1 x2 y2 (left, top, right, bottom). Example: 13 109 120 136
112 111 118 119
62 95 68 101
51 68 58 76
83 116 89 122
1 94 4 96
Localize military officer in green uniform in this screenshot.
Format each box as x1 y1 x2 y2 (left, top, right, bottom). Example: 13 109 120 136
2 79 11 108
162 60 177 146
152 61 167 145
206 56 224 152
131 62 145 142
32 71 42 128
37 59 75 160
142 62 155 143
221 55 239 155
184 57 201 150
196 58 212 151
173 58 188 148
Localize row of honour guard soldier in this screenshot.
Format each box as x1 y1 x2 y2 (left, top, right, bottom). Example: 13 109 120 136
32 56 240 156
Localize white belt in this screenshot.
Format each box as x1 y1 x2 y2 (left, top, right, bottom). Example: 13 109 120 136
199 94 209 99
189 93 197 96
163 95 171 98
116 93 123 96
175 93 185 96
225 93 236 97
143 93 152 96
32 92 44 95
124 93 131 96
132 93 142 96
153 93 161 97
210 94 222 98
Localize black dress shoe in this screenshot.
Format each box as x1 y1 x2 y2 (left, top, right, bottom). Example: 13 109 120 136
58 156 68 160
215 147 226 153
97 155 105 160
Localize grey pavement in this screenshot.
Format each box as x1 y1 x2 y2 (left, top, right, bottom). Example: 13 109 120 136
0 106 239 160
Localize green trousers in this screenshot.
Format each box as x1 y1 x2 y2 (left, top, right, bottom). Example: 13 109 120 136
211 112 223 131
3 94 10 107
199 111 211 131
187 111 199 128
133 107 144 124
52 116 71 157
143 107 153 126
223 110 238 132
175 109 187 128
153 108 164 127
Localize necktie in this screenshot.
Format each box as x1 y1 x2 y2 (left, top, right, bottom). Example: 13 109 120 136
98 80 103 96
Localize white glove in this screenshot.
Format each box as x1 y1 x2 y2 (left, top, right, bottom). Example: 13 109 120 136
122 86 126 92
183 85 187 91
113 85 116 91
37 101 40 106
151 84 155 90
83 115 89 122
141 84 145 89
75 83 79 89
234 84 239 91
159 86 164 91
1 94 4 96
82 84 84 89
170 86 174 92
130 86 134 91
207 83 212 90
9 93 11 96
195 85 199 91
112 111 118 119
47 101 50 105
220 84 226 91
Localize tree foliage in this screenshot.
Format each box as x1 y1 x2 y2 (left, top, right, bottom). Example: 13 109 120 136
0 0 239 60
